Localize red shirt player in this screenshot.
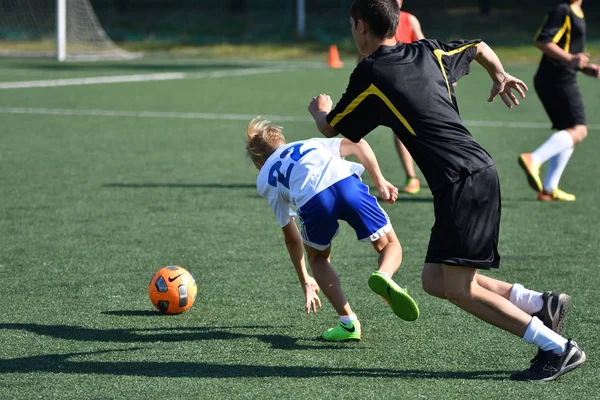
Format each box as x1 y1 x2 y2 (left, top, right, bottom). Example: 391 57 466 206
395 4 424 44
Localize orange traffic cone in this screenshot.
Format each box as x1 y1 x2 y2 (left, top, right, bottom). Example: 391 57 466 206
327 44 344 68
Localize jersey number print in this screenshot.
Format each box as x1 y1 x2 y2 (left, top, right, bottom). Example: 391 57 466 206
268 144 316 188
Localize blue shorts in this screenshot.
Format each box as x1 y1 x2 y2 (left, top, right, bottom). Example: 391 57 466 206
297 174 391 250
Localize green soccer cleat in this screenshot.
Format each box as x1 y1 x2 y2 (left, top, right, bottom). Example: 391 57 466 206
368 271 420 321
322 319 362 341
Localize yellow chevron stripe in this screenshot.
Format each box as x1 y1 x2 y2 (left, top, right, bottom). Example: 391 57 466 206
329 83 415 135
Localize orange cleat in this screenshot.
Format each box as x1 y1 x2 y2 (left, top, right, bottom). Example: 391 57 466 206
518 153 543 193
403 176 420 194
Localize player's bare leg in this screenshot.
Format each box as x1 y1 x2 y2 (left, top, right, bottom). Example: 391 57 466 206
371 229 402 277
306 244 361 341
305 244 361 341
423 263 512 299
423 263 571 335
439 263 531 336
434 263 584 381
368 229 419 320
304 245 353 317
424 263 575 354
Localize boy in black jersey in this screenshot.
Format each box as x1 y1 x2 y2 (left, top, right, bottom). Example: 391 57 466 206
518 0 599 201
308 0 586 382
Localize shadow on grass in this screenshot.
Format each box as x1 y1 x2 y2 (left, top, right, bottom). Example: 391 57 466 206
0 323 343 351
102 310 164 317
103 182 256 189
0 349 510 380
394 196 433 203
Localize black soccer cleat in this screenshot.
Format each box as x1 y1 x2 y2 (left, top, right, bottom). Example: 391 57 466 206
510 340 586 382
533 291 572 335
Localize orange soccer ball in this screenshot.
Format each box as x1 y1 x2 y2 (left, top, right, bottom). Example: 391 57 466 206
148 266 198 314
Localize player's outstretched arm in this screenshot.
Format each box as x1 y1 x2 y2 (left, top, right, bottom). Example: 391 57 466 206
474 41 529 108
308 94 339 138
339 139 399 204
281 219 322 314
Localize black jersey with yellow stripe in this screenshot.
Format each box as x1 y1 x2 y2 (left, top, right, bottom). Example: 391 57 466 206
535 2 586 81
326 39 495 193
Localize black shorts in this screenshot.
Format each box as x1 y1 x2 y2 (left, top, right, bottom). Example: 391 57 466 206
534 73 586 130
425 165 501 270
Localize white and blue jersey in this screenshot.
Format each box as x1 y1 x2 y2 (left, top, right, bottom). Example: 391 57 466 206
257 138 391 250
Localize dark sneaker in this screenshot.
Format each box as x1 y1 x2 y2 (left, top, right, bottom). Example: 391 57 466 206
533 291 572 335
510 340 586 382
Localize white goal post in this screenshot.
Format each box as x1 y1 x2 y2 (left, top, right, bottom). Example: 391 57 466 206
0 0 140 61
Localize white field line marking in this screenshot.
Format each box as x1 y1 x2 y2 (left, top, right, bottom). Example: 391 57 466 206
0 66 303 89
0 107 310 122
0 106 598 130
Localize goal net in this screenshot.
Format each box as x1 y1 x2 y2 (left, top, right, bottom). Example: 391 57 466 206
0 0 139 61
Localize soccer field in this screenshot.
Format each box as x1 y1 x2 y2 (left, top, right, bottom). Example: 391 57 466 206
0 56 598 399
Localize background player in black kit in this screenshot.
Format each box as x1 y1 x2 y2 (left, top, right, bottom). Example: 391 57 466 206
519 0 599 202
308 0 586 382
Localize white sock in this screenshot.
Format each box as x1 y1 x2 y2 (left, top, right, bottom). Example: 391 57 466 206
523 317 568 354
509 283 544 315
543 147 574 192
531 130 574 165
340 314 357 325
376 271 390 278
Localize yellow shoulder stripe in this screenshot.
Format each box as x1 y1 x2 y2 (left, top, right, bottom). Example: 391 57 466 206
433 43 478 103
570 5 584 19
552 16 572 53
329 83 416 136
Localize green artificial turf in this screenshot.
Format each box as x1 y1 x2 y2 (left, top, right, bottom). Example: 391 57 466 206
0 56 598 399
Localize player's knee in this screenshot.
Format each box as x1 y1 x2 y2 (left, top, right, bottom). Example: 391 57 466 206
372 232 401 254
383 239 402 256
443 285 473 305
307 253 323 265
578 126 588 143
371 235 389 253
421 267 442 297
569 126 588 144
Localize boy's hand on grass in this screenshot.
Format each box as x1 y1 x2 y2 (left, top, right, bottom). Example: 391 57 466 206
303 277 322 314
